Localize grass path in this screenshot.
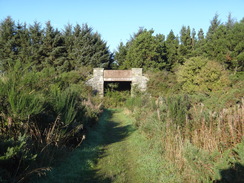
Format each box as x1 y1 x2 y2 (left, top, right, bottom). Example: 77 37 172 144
35 109 168 183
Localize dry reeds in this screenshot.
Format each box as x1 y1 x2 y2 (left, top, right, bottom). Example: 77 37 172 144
188 98 244 152
158 98 244 182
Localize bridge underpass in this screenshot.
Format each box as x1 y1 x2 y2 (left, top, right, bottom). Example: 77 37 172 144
87 68 148 97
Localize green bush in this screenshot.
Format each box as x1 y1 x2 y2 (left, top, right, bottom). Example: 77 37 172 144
177 57 230 93
103 90 130 108
0 134 37 182
146 70 180 97
0 61 100 182
166 95 191 128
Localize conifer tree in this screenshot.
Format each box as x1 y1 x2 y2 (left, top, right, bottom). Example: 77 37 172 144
41 21 67 72
165 30 179 69
206 14 221 41
114 42 128 68
114 28 145 68
122 29 167 70
205 16 244 70
15 22 31 63
197 28 205 41
194 28 206 56
0 17 16 72
191 28 197 50
71 24 110 68
28 22 44 70
227 19 244 70
179 26 192 59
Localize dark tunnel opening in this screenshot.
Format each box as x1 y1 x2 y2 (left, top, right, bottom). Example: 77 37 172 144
104 81 131 95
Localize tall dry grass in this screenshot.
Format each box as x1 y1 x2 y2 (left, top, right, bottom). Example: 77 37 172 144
164 98 243 182
128 95 244 182
189 99 244 152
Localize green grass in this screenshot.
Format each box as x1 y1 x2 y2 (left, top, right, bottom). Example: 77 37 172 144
95 110 178 183
33 108 176 183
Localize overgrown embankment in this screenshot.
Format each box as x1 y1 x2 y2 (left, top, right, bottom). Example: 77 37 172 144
21 95 244 182
125 94 244 182
0 61 101 182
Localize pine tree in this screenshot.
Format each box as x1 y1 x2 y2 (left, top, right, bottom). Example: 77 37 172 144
15 22 31 64
197 28 205 41
114 42 128 68
229 19 244 71
179 26 192 59
115 28 146 69
122 29 167 70
0 17 16 72
206 14 221 41
204 16 244 70
194 28 206 56
41 21 67 72
191 28 197 50
71 24 110 68
207 25 229 62
165 30 179 70
205 15 226 64
226 13 235 30
28 22 44 70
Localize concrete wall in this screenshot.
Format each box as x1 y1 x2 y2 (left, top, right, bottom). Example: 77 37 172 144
131 68 148 93
87 68 148 97
104 70 132 81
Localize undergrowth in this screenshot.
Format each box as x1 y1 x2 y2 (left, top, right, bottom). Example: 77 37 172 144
0 62 101 182
126 91 244 182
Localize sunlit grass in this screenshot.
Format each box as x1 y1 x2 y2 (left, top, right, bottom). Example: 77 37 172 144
34 108 175 183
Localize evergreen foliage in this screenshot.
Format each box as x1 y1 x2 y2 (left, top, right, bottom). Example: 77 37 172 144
165 30 180 70
0 14 244 182
0 17 111 73
120 29 167 70
115 14 244 72
0 17 107 182
176 57 230 93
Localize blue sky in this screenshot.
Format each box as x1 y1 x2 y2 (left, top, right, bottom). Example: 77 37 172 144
0 0 243 51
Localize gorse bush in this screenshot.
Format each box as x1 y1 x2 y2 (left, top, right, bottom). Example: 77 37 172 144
49 85 78 125
146 70 180 97
0 61 101 182
103 89 131 108
0 135 37 182
166 95 190 128
176 57 230 93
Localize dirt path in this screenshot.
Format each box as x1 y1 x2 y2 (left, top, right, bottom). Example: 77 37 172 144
35 109 165 183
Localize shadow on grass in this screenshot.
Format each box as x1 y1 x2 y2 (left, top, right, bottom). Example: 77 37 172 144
31 109 134 183
102 109 135 144
214 163 244 183
76 109 135 183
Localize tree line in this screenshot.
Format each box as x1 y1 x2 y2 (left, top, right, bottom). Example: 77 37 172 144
114 14 244 72
0 16 112 74
1 14 243 74
0 17 108 182
0 14 243 182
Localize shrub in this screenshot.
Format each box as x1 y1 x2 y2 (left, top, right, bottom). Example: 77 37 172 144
177 57 230 93
146 70 180 97
0 61 100 182
0 134 37 182
103 90 130 108
126 90 244 182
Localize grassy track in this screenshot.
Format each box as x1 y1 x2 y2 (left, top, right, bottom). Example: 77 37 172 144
35 109 169 183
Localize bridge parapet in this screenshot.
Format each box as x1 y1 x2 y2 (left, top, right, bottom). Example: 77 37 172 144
104 70 132 81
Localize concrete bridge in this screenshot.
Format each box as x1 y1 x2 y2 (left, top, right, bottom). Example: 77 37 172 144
87 68 148 97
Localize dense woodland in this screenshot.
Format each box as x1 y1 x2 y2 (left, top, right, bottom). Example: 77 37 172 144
0 14 244 182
